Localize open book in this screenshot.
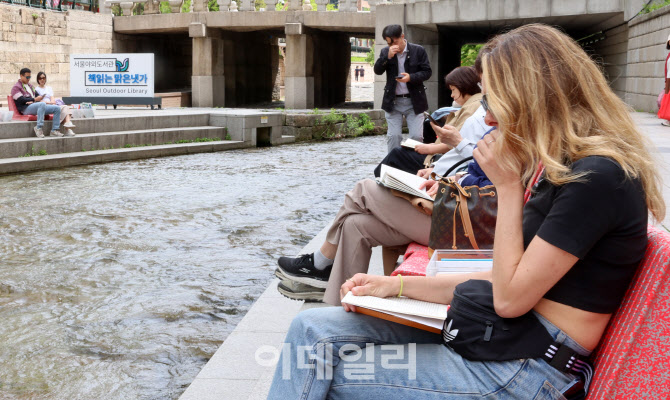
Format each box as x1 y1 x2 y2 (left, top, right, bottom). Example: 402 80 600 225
377 164 433 201
401 138 423 149
341 292 447 333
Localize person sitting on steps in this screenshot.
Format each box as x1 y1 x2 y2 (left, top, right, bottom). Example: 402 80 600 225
11 67 64 138
35 71 76 137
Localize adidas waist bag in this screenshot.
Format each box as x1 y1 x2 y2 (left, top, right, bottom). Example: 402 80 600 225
443 279 556 361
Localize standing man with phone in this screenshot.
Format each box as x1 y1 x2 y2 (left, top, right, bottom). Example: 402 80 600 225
374 24 432 152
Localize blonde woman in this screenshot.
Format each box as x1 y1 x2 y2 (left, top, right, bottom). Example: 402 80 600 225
35 72 76 137
268 24 663 399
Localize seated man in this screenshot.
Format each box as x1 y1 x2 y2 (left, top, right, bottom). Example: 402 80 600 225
11 67 63 138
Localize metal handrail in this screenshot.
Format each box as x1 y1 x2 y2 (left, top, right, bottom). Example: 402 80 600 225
0 0 98 12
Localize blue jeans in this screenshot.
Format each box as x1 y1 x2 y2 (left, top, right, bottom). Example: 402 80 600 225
23 102 61 131
384 97 424 152
268 307 588 399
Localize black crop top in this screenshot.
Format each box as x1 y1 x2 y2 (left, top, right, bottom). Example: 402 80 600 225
522 156 648 314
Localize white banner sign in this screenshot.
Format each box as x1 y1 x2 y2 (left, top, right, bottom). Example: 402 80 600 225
70 54 154 97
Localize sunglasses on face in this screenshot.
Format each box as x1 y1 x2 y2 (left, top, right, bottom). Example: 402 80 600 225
38 77 45 81
24 76 31 80
480 94 491 113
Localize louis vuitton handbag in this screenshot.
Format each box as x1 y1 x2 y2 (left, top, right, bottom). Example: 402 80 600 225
428 157 497 251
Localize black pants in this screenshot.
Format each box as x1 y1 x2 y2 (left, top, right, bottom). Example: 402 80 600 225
374 147 427 177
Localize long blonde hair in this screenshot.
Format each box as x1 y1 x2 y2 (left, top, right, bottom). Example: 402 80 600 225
483 24 665 222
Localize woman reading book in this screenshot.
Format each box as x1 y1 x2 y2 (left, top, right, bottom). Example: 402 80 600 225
268 24 664 399
373 66 484 178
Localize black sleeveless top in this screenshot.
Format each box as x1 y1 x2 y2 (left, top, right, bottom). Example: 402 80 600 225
522 156 648 314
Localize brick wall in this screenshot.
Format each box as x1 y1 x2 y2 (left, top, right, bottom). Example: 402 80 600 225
626 6 670 112
0 4 113 104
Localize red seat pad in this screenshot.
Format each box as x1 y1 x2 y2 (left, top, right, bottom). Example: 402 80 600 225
7 95 52 121
391 242 430 277
587 225 670 399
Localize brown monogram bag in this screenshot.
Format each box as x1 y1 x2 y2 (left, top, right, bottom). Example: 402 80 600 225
428 158 497 251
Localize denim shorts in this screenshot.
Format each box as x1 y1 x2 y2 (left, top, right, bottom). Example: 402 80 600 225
268 307 586 400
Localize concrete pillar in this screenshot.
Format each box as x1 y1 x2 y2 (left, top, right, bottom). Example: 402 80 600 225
406 26 439 112
284 23 314 109
193 0 206 12
271 38 281 101
374 3 405 110
190 23 225 107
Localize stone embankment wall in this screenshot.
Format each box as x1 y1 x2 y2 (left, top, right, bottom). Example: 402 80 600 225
283 110 386 141
0 4 113 104
626 6 670 112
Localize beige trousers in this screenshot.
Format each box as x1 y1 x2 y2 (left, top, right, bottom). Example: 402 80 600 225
324 179 431 305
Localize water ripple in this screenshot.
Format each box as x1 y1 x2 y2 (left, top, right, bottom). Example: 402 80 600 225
0 135 386 399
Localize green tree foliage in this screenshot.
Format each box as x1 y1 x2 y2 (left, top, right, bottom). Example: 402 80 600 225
365 44 375 66
159 1 171 13
640 0 670 14
182 0 191 12
461 44 483 66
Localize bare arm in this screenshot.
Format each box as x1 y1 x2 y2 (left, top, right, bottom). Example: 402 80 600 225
665 78 669 95
474 131 580 318
339 271 492 312
414 142 450 155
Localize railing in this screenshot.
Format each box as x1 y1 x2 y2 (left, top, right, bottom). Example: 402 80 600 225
104 0 385 15
0 0 99 11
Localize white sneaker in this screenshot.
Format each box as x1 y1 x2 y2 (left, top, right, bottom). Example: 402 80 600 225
50 130 64 137
662 121 670 127
64 129 75 137
34 126 44 138
63 121 75 128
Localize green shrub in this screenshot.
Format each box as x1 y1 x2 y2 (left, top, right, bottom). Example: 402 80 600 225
640 0 670 14
319 108 344 125
343 113 375 137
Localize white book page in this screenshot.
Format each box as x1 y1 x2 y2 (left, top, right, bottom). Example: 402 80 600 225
341 292 448 320
380 165 433 201
401 138 423 149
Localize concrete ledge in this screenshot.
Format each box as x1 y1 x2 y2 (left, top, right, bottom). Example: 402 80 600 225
179 222 384 400
0 140 247 175
0 113 212 139
0 127 227 159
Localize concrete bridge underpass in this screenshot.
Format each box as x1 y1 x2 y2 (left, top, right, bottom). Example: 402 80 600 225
112 0 652 110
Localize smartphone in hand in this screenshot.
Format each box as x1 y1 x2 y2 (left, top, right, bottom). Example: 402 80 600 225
423 111 438 125
396 75 405 80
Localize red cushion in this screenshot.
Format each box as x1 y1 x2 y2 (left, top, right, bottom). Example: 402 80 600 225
7 95 52 121
587 225 670 399
397 227 670 398
391 242 430 277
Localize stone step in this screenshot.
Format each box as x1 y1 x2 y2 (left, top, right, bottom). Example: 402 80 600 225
0 113 212 139
0 140 247 176
0 126 226 159
280 135 295 144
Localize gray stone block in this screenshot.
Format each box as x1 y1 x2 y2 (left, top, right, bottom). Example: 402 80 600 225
189 22 207 38
551 0 586 15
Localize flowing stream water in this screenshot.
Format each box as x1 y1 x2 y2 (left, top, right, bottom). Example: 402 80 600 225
0 135 387 399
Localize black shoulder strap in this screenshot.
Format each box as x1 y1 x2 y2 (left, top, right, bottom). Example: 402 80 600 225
444 156 474 177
